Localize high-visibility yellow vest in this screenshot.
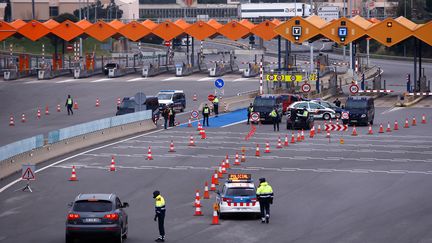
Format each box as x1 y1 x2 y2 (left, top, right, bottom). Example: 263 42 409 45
67 98 72 105
155 195 166 208
204 107 210 114
270 110 277 118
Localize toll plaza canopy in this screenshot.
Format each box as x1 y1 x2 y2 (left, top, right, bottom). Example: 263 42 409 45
1 16 431 47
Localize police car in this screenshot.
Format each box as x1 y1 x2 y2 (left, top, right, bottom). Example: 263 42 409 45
156 90 186 112
216 174 260 219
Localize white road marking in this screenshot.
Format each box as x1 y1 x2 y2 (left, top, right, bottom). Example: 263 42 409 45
197 77 214 81
56 79 76 83
232 78 250 82
91 78 111 83
162 77 183 81
127 77 147 82
25 80 41 84
221 119 247 128
381 107 405 114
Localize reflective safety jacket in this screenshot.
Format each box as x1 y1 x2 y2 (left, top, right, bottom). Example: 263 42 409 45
256 182 274 202
67 98 73 105
213 98 219 104
270 110 277 118
203 107 210 115
155 195 166 215
248 106 254 113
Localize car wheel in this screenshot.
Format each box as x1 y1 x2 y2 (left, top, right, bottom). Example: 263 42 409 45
286 123 291 130
115 228 123 243
219 212 226 220
323 113 331 120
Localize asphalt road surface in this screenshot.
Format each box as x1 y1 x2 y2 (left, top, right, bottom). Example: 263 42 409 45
1 106 432 243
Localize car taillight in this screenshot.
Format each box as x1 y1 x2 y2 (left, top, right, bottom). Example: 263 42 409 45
104 213 119 221
251 198 257 203
222 198 232 203
67 213 80 220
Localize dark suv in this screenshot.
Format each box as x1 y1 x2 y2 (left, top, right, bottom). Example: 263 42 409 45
116 96 160 123
65 193 129 243
253 95 283 123
342 96 375 126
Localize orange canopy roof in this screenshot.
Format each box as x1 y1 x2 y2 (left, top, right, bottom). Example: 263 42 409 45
76 19 93 30
17 20 50 41
10 19 26 29
218 20 252 40
0 21 17 41
51 20 84 41
85 21 117 41
185 20 218 40
251 20 279 41
142 19 158 30
119 21 153 41
152 20 184 41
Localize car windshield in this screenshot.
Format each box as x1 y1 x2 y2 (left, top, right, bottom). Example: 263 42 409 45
225 188 255 197
346 100 368 109
73 200 113 212
120 100 136 109
254 98 275 107
158 94 173 100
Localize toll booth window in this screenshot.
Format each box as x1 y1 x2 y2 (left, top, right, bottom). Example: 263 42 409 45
386 38 392 43
341 21 346 26
295 20 300 25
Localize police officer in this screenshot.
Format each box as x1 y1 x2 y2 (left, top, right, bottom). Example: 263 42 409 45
153 190 166 242
256 178 274 224
269 106 280 132
168 105 175 127
298 106 309 120
65 94 74 116
247 103 254 125
202 104 210 126
333 98 341 108
162 107 169 129
212 96 219 117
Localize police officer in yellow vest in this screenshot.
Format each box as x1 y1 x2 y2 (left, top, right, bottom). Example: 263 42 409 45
247 103 254 125
212 96 219 117
256 178 274 224
298 106 309 120
153 190 166 242
269 107 280 132
65 94 74 116
202 104 210 126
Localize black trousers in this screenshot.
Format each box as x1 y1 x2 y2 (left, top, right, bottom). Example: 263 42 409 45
273 118 279 131
247 113 251 124
169 116 175 127
259 201 270 219
67 105 73 115
164 118 168 129
157 211 165 237
203 115 209 126
214 104 219 116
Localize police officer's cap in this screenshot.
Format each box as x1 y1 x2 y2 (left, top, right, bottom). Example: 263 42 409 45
259 178 266 183
153 190 160 198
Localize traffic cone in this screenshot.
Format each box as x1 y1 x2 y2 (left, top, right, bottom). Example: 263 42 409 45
394 120 399 130
210 181 217 191
221 161 227 174
218 166 223 178
234 152 240 165
422 114 427 124
57 104 61 112
117 97 121 106
301 129 305 141
225 155 230 168
189 135 195 146
21 113 26 123
317 124 322 133
193 93 197 101
255 144 260 157
211 208 220 225
9 115 14 126
284 134 289 146
291 133 295 144
404 118 409 128
201 129 207 139
265 142 271 153
351 126 358 136
276 137 283 149
146 146 153 160
194 190 201 204
169 140 175 152
326 130 331 138
309 126 315 138
73 102 78 109
69 166 78 181
241 152 246 162
368 124 373 135
197 121 202 131
37 108 41 119
336 118 339 125
95 98 100 107
110 156 116 171
378 123 384 133
194 202 203 216
188 119 192 127
212 171 219 185
386 122 392 132
204 182 210 199
297 132 301 142
45 105 49 115
412 117 417 126
340 137 345 144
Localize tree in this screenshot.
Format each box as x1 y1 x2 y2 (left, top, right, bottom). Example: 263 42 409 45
53 13 79 23
427 0 432 12
397 0 411 19
73 0 123 22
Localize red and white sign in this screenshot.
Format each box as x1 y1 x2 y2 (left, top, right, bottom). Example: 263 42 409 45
359 89 394 93
301 83 311 93
325 124 348 131
341 112 349 120
21 164 35 180
349 84 359 94
164 41 171 47
250 112 260 122
207 94 215 101
191 110 199 118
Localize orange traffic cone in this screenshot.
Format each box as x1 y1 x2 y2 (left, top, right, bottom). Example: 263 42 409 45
211 208 220 225
193 93 197 101
201 129 207 139
9 115 14 126
317 124 322 133
255 144 260 157
309 126 315 138
291 133 295 144
45 105 49 115
284 134 289 146
188 119 192 127
57 104 61 112
212 171 219 186
189 135 195 146
297 132 301 142
110 156 116 171
204 182 210 199
197 121 202 131
169 140 175 152
221 161 227 174
404 118 409 128
234 152 240 165
394 120 399 130
225 155 230 168
422 114 427 124
69 166 78 181
194 190 201 205
21 113 26 123
326 130 331 138
117 97 121 106
210 181 217 191
218 166 223 178
95 98 100 107
276 137 283 149
368 124 373 135
241 152 246 162
194 202 203 216
37 108 41 119
301 129 305 141
265 142 271 153
73 102 78 110
379 123 384 133
351 126 358 136
412 117 417 126
146 146 153 160
336 118 339 125
386 122 392 132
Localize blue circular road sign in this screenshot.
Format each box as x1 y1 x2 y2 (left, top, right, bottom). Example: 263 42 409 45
215 79 224 89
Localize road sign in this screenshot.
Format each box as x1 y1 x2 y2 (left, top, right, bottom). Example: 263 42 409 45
292 26 302 36
134 92 147 111
250 112 260 122
214 79 224 89
191 110 199 118
276 75 283 81
164 41 171 47
341 112 349 120
338 27 347 37
301 83 311 93
21 164 35 180
208 94 215 101
267 74 275 81
349 84 359 94
309 73 317 81
325 124 348 131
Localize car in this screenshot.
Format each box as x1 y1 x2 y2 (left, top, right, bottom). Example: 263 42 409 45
312 99 344 119
116 96 160 123
252 95 283 123
65 193 129 243
104 63 119 75
286 107 314 130
289 101 336 120
279 94 303 114
216 174 260 219
342 96 375 126
157 90 186 112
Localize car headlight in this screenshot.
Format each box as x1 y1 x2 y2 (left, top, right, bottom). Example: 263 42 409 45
361 114 367 118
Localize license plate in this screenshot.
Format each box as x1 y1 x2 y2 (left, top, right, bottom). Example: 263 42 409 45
84 218 101 223
351 120 357 122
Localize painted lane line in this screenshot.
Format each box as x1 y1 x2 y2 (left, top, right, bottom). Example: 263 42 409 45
197 77 214 81
221 119 247 128
91 78 110 83
127 77 148 82
232 78 250 82
25 80 41 84
162 77 183 81
56 79 76 84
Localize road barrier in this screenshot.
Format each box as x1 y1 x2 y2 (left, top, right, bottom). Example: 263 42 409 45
0 135 44 162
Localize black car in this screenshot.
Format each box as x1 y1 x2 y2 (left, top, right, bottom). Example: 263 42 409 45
116 96 160 122
65 193 129 243
104 63 119 75
252 95 283 123
342 96 375 126
286 107 314 130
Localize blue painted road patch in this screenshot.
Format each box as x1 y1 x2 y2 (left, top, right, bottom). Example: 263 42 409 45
180 109 247 128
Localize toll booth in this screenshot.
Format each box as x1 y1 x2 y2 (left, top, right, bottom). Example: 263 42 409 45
38 54 71 80
3 54 35 80
141 52 169 77
175 62 195 76
73 54 103 79
208 51 239 77
106 54 138 78
242 62 260 78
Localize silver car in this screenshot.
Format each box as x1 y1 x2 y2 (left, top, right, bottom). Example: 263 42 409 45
289 101 336 120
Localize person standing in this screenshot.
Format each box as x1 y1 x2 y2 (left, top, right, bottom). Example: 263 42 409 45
333 98 341 108
247 103 254 125
153 191 166 242
212 96 219 117
202 104 210 126
162 107 169 129
65 94 74 116
256 178 274 224
269 107 279 132
168 105 175 127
